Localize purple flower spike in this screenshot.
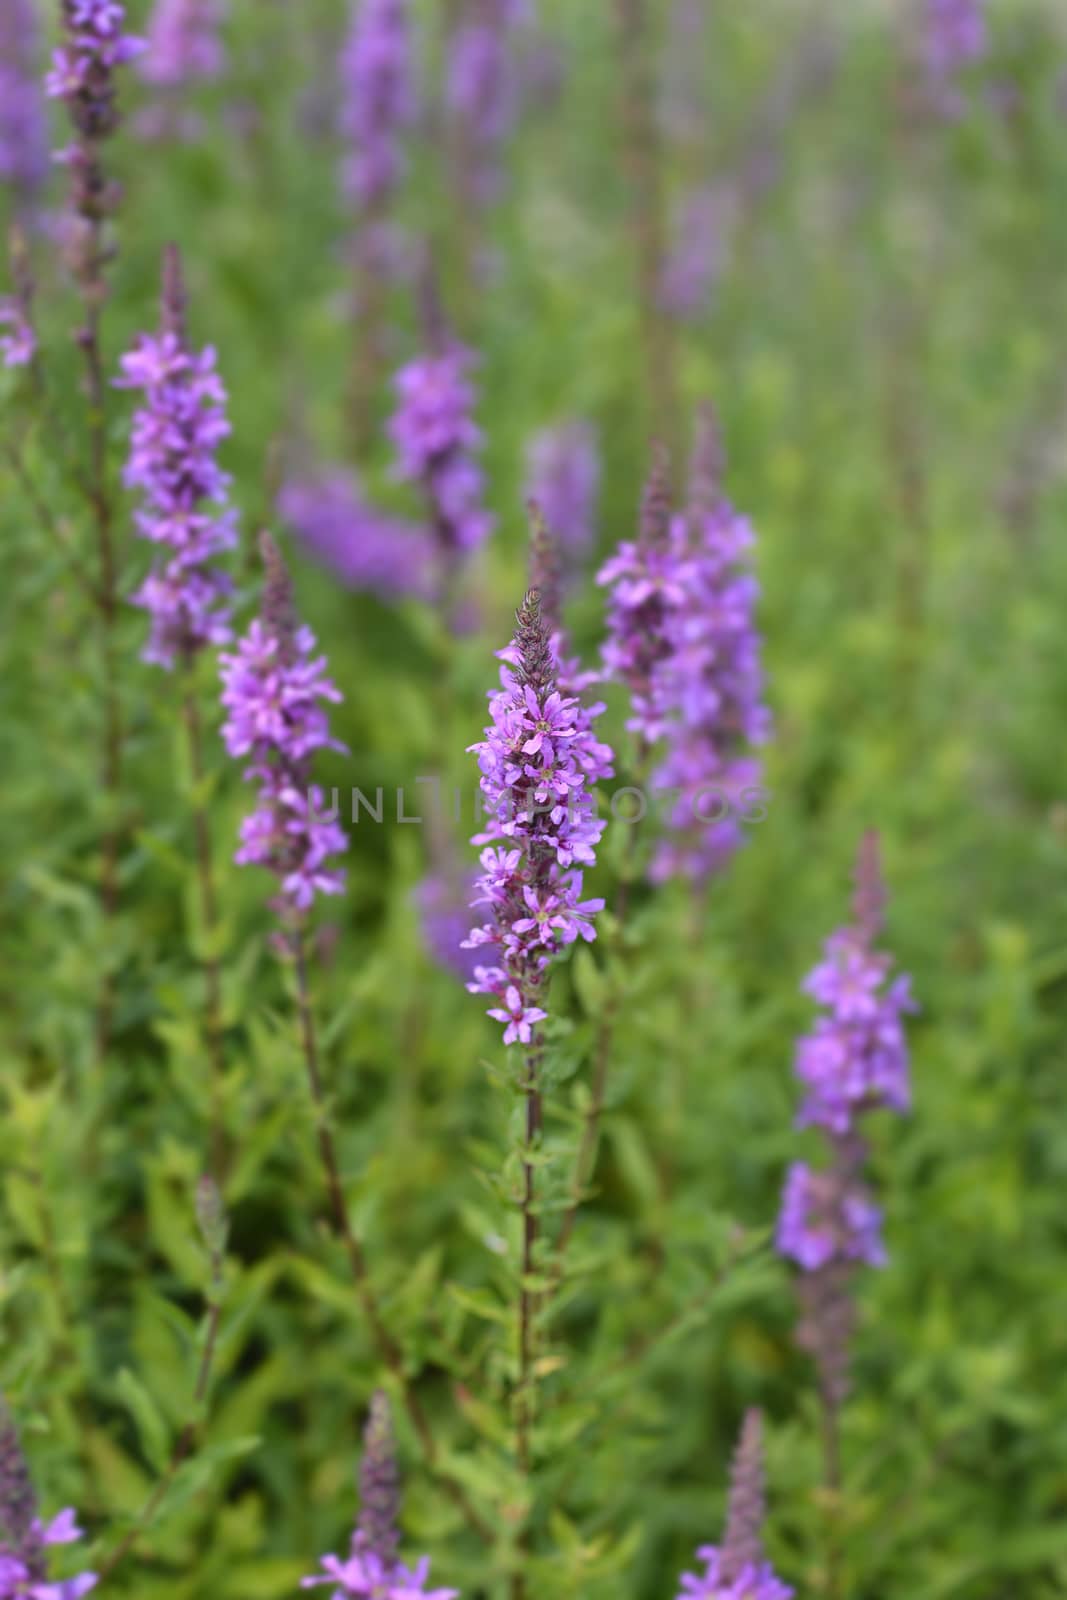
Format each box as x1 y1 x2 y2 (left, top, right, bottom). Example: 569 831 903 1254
141 0 224 87
524 421 600 566
647 409 770 884
46 0 145 153
776 834 916 1407
116 243 237 668
446 0 526 207
674 1412 793 1600
339 0 416 209
388 341 493 560
0 0 50 203
303 1394 459 1599
0 1403 98 1600
464 584 611 1042
219 533 349 920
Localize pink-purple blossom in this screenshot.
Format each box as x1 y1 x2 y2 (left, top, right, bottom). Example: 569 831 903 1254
675 1547 793 1600
0 1411 97 1600
924 0 987 115
219 536 348 919
0 300 35 369
465 588 610 1042
777 1160 886 1273
446 0 526 207
303 1533 458 1599
116 249 236 667
46 0 145 145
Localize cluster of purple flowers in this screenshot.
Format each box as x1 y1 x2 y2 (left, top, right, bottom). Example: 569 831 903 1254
676 1550 794 1600
446 0 529 206
141 0 225 88
279 470 437 603
0 1409 97 1600
117 248 236 667
339 0 416 209
0 0 49 203
524 421 600 565
923 0 987 114
46 0 145 155
776 836 915 1401
674 1412 792 1600
599 423 769 884
647 426 770 882
465 589 610 1045
388 343 493 559
303 1393 458 1600
219 535 348 919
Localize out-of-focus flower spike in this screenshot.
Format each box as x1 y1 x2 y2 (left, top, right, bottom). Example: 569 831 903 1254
719 1409 766 1585
357 1392 400 1569
526 501 563 639
851 829 886 946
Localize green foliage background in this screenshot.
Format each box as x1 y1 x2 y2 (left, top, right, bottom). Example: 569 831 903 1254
3 1 1067 1596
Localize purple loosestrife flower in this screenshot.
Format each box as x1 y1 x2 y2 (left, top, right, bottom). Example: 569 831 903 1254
647 410 770 884
219 533 348 920
388 341 493 560
0 1405 97 1600
0 0 49 202
776 834 916 1408
141 0 224 86
598 442 691 744
924 0 987 115
675 1412 793 1600
47 0 144 216
339 0 416 209
0 232 36 368
446 0 526 207
116 243 236 667
303 1393 459 1600
524 421 600 568
279 470 438 603
464 587 609 1043
660 185 735 323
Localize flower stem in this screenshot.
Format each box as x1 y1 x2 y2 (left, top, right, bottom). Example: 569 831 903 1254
291 931 492 1544
180 672 227 1178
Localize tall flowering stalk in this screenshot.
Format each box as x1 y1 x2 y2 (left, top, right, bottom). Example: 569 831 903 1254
303 1393 459 1599
0 1402 97 1599
220 537 487 1544
116 242 236 1170
0 0 49 209
46 0 144 1062
776 834 915 1596
464 578 610 1579
647 409 770 885
279 469 439 604
339 0 416 440
674 1411 793 1600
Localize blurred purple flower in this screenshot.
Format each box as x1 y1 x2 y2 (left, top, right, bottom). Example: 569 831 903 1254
280 470 438 602
219 535 348 919
0 1407 97 1600
924 0 987 115
0 0 50 201
446 0 528 206
388 343 493 558
339 0 416 209
675 1412 793 1600
660 185 734 322
140 0 224 87
524 421 600 564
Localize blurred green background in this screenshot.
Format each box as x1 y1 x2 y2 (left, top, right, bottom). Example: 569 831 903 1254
4 1 1067 1596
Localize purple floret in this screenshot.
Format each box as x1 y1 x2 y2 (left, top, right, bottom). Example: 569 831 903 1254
339 0 416 208
279 471 438 602
0 0 49 200
675 1546 793 1600
302 1530 458 1600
